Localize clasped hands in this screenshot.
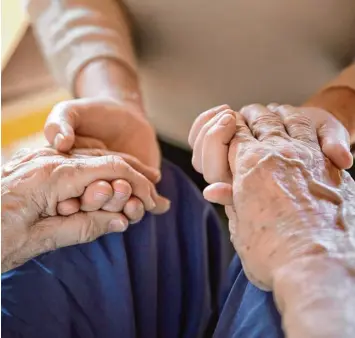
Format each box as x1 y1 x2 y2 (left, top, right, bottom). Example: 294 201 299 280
190 103 355 338
190 103 354 288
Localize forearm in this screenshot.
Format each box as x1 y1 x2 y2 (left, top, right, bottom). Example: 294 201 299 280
273 255 355 338
25 0 139 104
303 65 355 143
75 58 144 111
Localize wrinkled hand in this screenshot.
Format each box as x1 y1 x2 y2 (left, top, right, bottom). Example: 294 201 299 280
44 98 163 215
216 104 354 286
189 104 353 195
1 148 170 272
192 104 355 338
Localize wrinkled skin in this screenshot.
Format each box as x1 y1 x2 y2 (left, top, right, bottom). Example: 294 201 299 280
44 98 163 216
189 104 353 187
1 148 169 273
190 104 355 337
226 105 355 288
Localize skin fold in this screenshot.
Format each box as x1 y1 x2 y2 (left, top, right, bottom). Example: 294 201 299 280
190 104 355 337
1 148 170 273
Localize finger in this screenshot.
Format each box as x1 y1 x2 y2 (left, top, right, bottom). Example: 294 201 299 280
274 105 318 144
57 198 81 216
33 211 129 253
201 113 236 184
44 102 78 152
80 180 113 212
188 104 231 147
203 183 233 205
228 112 255 170
192 109 235 173
147 189 171 215
241 104 288 141
321 138 353 169
316 121 353 169
2 148 60 177
53 155 162 211
71 148 161 183
123 197 145 223
74 136 107 150
101 179 132 212
266 103 280 111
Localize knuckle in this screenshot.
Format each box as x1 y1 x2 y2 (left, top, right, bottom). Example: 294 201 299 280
252 114 277 128
284 111 310 126
41 160 58 177
259 129 286 141
57 158 86 175
44 120 59 132
278 104 294 114
105 155 127 174
279 145 298 159
36 148 59 159
52 100 73 114
205 126 218 138
243 103 264 112
210 104 230 114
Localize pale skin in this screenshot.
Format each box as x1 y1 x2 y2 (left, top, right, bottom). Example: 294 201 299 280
25 0 355 232
1 148 170 273
42 58 355 219
189 104 355 338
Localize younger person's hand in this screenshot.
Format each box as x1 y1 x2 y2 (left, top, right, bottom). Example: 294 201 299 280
55 149 167 224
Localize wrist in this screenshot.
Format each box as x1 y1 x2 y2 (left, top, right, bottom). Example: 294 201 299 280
272 255 355 337
303 86 355 143
75 58 145 113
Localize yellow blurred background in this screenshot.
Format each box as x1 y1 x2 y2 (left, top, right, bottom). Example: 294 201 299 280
1 0 70 161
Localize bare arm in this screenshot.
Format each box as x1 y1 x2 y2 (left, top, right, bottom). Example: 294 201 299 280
24 0 143 110
304 64 355 143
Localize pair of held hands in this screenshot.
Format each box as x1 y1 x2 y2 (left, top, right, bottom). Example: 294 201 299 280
1 97 353 275
192 103 355 338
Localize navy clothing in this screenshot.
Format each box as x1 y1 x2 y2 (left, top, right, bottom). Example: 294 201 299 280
2 161 283 338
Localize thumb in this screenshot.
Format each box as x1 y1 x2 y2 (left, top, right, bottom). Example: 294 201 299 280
34 211 129 252
203 182 233 205
318 122 353 170
44 102 78 152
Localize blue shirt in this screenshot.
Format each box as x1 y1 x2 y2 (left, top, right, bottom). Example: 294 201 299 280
2 160 283 338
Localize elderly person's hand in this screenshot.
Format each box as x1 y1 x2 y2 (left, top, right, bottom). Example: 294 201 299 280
1 148 170 273
191 104 355 338
42 98 164 216
189 103 353 188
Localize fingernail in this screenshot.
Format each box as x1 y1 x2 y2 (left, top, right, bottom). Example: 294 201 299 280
54 133 65 148
218 114 233 126
109 218 128 232
163 199 171 212
94 192 110 201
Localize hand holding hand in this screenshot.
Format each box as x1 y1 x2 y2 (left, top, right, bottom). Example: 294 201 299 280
189 103 353 197
1 148 170 273
190 104 355 338
45 98 161 169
